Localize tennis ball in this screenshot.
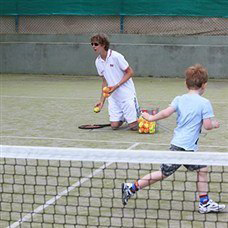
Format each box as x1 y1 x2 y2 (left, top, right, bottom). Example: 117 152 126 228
149 128 155 134
139 122 144 128
144 123 149 129
103 87 110 93
103 92 110 98
94 107 100 113
144 128 149 133
139 128 144 133
149 122 155 128
138 117 144 123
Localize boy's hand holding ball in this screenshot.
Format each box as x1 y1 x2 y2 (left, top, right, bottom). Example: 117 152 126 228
141 112 151 121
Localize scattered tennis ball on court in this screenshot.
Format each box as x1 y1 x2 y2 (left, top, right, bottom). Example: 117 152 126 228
103 87 110 93
94 107 100 113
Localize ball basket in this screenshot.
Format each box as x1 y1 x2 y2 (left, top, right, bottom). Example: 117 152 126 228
138 108 159 134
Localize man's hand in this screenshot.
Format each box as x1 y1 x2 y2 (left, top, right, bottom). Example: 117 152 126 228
95 102 104 110
108 86 117 94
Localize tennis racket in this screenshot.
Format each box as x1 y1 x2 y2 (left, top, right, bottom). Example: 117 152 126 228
78 124 111 129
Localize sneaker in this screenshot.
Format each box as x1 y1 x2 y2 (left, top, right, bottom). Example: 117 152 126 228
199 199 226 214
121 183 134 206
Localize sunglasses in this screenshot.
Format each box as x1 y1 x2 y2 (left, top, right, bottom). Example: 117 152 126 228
91 43 99 47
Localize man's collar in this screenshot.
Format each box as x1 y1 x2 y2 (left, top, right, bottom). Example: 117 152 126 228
98 49 112 61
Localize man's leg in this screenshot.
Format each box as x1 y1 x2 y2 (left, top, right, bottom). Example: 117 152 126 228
110 121 123 130
128 120 138 131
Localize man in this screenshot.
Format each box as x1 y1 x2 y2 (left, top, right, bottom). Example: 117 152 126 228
91 33 139 130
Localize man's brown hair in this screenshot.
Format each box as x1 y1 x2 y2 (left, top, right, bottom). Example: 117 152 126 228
91 33 110 51
185 64 208 89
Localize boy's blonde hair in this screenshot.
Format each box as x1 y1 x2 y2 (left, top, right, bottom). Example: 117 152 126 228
90 33 110 51
185 64 208 89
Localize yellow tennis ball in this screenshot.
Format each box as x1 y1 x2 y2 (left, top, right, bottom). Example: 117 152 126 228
103 87 110 93
138 117 144 123
149 122 155 128
139 122 144 128
103 92 110 98
149 127 155 134
144 123 149 129
94 107 100 113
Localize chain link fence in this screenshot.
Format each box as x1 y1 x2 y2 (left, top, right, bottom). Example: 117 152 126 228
1 16 228 35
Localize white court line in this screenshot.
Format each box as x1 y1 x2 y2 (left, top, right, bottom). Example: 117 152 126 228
8 143 139 228
1 95 228 104
1 95 94 100
2 135 228 149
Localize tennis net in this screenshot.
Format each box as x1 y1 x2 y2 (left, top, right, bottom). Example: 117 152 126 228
1 145 228 228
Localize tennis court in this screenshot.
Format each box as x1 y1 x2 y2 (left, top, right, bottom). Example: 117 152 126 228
1 74 228 151
1 74 228 227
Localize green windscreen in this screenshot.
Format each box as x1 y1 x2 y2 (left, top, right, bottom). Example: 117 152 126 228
1 0 228 17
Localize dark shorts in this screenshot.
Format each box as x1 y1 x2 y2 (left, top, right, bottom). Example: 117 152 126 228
161 144 207 177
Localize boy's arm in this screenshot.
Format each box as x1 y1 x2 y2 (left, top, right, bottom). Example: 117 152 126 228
203 118 219 130
142 106 175 122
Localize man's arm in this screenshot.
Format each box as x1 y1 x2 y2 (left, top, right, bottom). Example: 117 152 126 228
109 67 134 93
118 66 134 86
95 76 108 110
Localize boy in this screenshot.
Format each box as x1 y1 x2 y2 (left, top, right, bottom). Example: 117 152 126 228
91 33 139 130
122 64 226 213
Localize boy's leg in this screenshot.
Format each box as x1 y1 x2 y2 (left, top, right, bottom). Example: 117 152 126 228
122 145 183 206
197 167 208 195
122 163 182 206
137 171 166 188
196 167 226 213
122 171 165 206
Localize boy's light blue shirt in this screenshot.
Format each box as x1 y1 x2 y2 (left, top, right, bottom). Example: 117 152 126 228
170 93 214 151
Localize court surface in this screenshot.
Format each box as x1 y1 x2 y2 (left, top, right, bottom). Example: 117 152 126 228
1 74 228 227
1 74 228 152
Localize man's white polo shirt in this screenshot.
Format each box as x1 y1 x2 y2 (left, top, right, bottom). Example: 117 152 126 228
95 49 136 101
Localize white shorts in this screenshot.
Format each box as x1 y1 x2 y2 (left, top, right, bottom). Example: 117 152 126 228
108 97 140 123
